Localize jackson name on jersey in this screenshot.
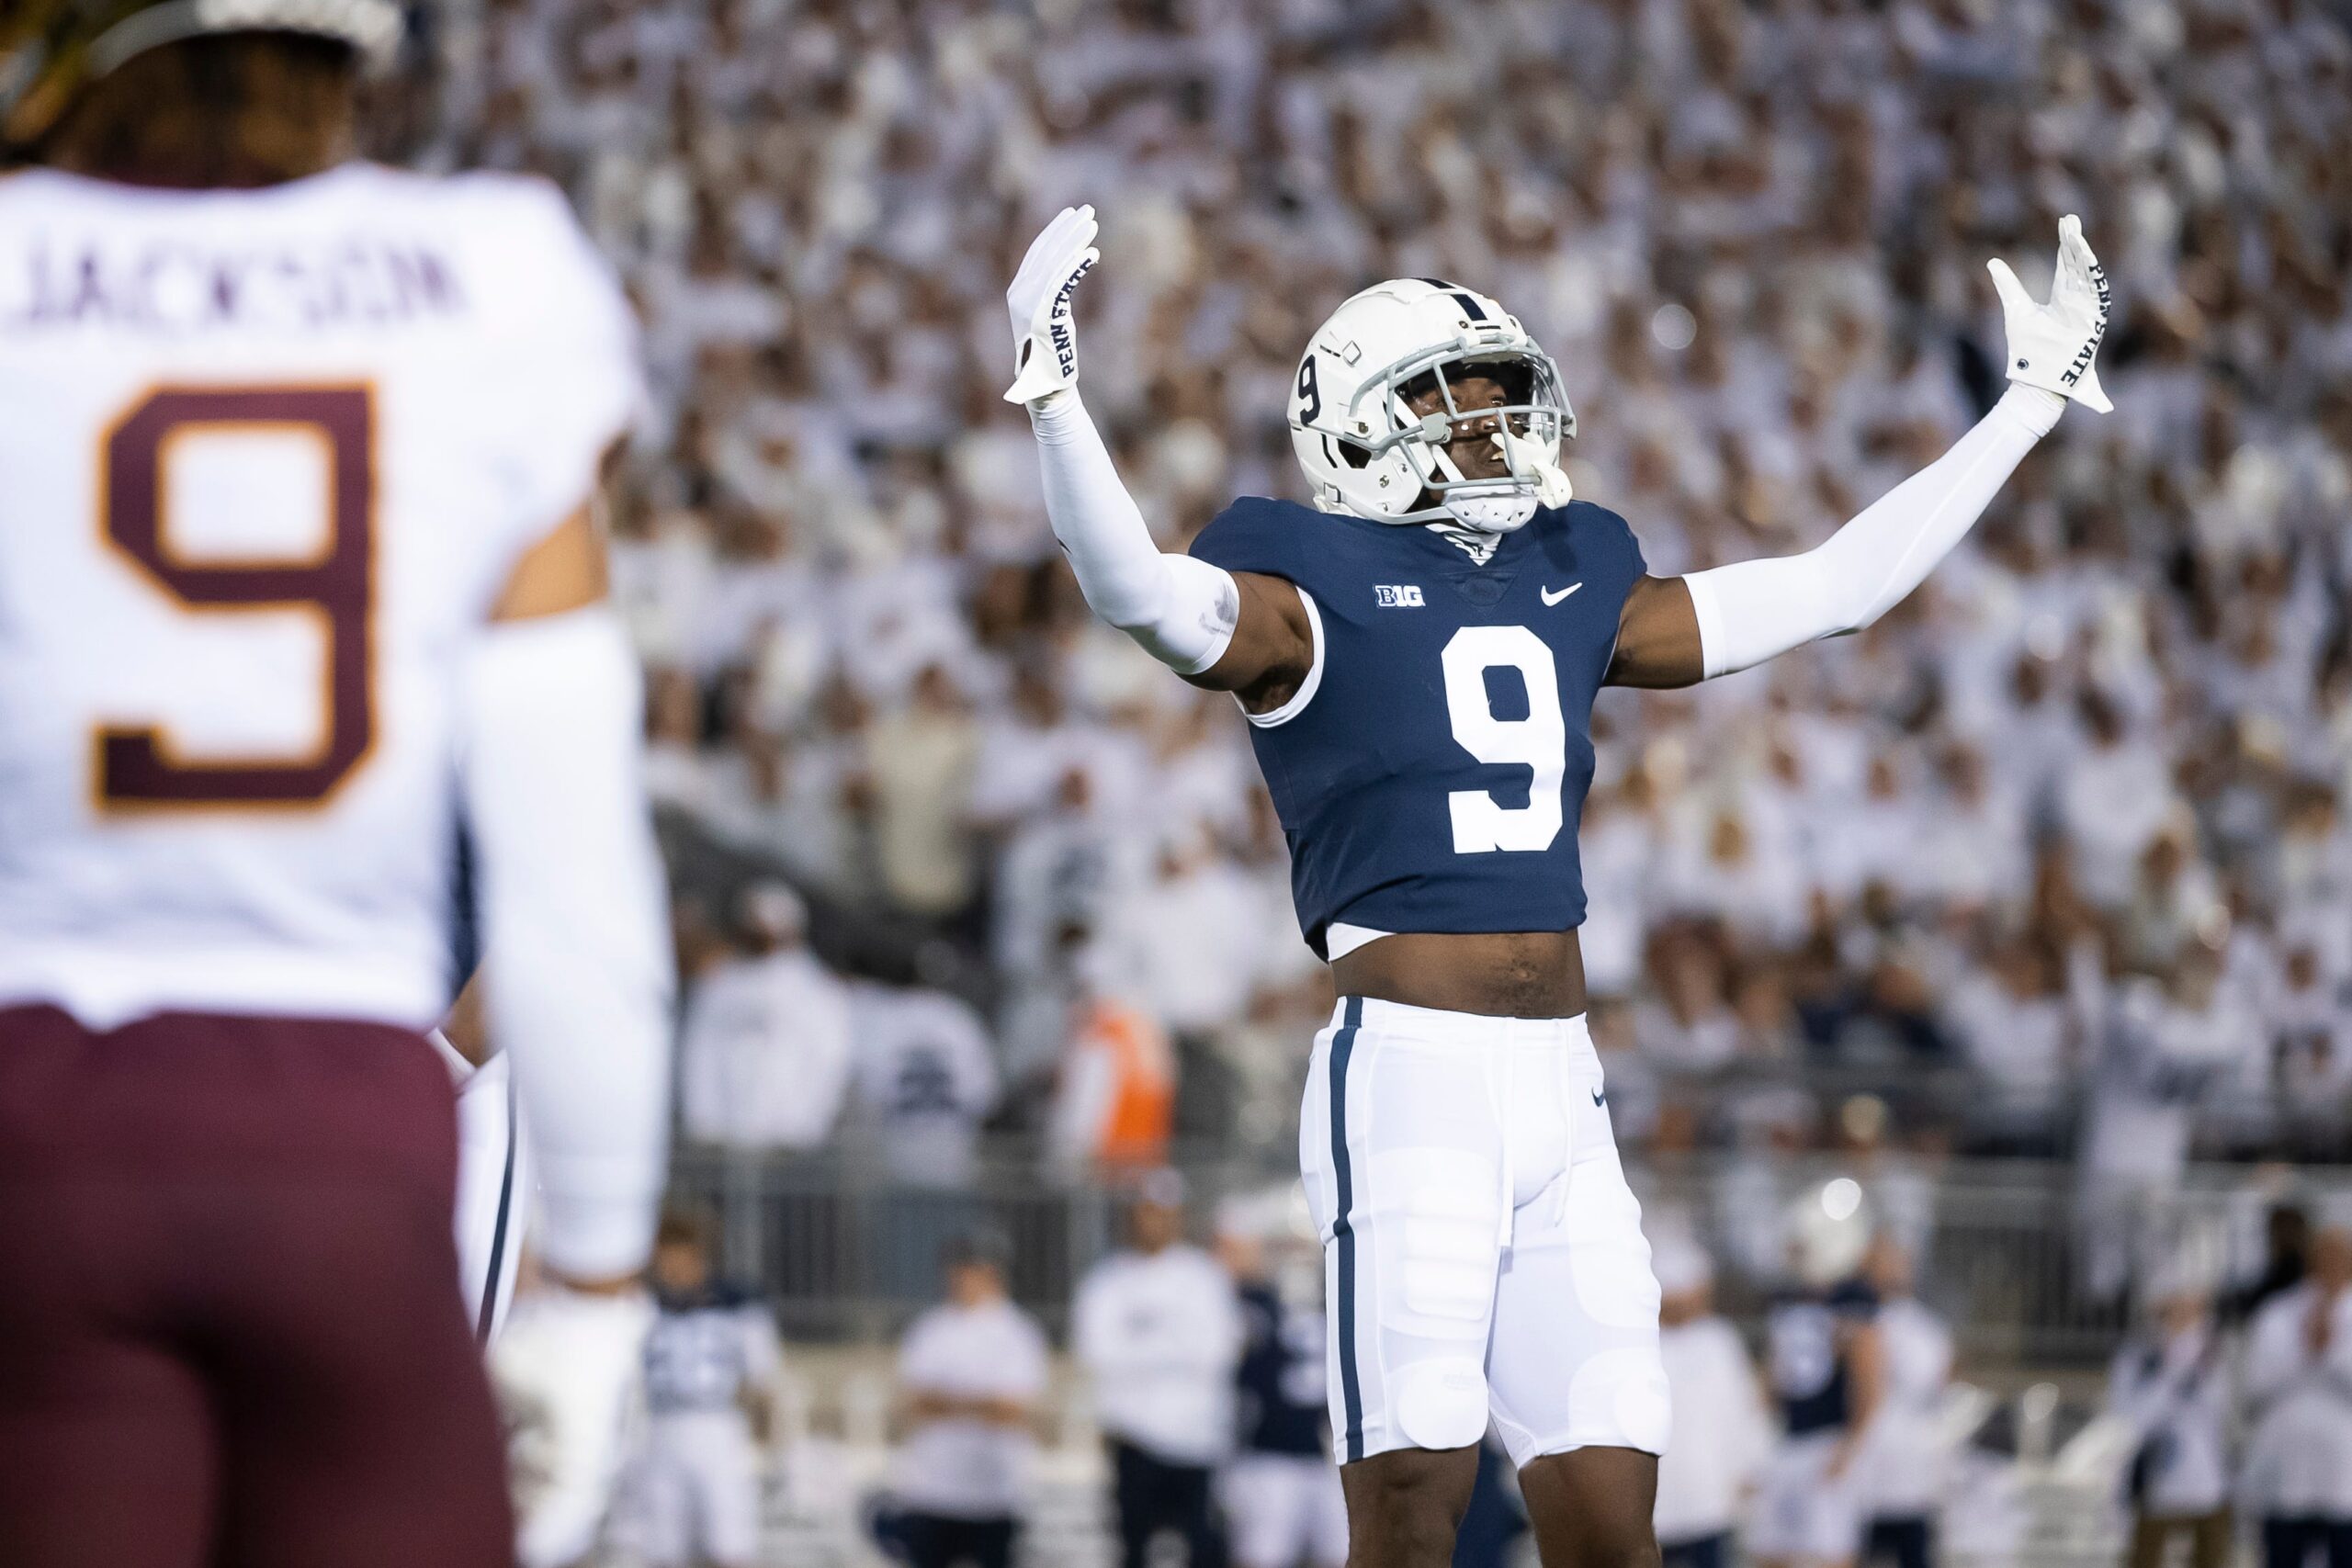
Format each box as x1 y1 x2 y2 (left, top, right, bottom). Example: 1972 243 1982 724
0 163 639 1029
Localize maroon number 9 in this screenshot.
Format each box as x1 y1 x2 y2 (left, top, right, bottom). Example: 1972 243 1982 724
95 385 376 811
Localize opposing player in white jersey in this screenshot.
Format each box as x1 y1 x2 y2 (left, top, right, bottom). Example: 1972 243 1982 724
0 6 673 1565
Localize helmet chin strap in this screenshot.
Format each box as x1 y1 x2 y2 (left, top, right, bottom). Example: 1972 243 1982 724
1421 436 1546 536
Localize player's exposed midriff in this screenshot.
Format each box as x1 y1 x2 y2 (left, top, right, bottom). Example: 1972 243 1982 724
1330 927 1587 1020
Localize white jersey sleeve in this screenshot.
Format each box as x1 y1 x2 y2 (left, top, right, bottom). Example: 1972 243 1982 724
457 176 645 563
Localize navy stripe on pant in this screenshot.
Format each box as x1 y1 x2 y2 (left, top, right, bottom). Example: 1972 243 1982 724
1329 996 1363 1462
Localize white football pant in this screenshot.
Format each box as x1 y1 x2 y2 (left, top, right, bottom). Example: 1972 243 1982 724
1301 997 1670 1469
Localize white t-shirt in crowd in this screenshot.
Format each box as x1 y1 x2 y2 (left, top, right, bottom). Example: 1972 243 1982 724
1074 1244 1244 1466
2107 1325 2233 1517
1653 1314 1773 1545
678 946 854 1149
2239 1280 2352 1517
849 982 1000 1186
1863 1296 1954 1517
894 1297 1052 1520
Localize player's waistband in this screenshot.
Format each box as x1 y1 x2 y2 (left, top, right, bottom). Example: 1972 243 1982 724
0 946 443 1035
1325 995 1592 1053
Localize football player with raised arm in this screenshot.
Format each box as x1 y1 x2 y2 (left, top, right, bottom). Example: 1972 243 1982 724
1003 205 2109 1568
0 6 672 1565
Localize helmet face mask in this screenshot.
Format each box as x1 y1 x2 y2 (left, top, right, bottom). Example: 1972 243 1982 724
1290 278 1577 535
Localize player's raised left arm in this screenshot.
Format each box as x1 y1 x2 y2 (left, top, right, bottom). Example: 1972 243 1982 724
460 480 674 1292
1607 216 2111 689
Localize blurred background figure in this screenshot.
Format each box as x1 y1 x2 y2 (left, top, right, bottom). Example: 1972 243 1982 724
2077 934 2255 1302
1650 1236 1771 1568
618 1211 781 1568
678 882 854 1151
1859 1237 1952 1568
889 1227 1050 1568
2240 1225 2352 1568
848 977 1001 1190
2107 1265 2232 1568
1216 1194 1346 1568
1074 1170 1242 1568
1752 1185 1883 1568
1049 950 1178 1179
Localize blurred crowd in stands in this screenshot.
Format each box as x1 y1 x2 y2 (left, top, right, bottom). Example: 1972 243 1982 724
380 0 2352 1177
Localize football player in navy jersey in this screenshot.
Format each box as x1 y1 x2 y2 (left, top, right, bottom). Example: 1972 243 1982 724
1752 1194 1886 1568
1002 205 2112 1568
1220 1207 1349 1568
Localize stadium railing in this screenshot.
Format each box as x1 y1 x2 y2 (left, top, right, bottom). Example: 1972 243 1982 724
667 1141 2350 1365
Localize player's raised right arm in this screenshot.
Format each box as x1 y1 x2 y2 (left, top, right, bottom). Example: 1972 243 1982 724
1006 208 1314 705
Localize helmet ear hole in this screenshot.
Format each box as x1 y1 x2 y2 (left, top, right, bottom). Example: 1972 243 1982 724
1337 440 1373 470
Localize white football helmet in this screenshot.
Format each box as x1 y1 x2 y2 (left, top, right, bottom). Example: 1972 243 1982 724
1786 1179 1873 1290
1289 278 1576 535
3 0 403 152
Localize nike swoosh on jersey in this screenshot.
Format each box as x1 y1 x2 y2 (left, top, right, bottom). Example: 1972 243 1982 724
1542 582 1583 606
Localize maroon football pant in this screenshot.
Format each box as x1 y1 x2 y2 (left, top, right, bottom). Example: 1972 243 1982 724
0 1005 514 1568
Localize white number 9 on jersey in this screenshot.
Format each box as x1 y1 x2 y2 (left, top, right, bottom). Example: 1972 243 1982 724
1440 626 1566 853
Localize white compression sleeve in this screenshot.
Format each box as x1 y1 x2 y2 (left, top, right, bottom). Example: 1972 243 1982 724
458 607 674 1280
1682 386 2064 679
1028 390 1239 674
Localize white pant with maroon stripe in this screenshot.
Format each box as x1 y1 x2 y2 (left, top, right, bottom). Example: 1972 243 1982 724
1299 996 1669 1469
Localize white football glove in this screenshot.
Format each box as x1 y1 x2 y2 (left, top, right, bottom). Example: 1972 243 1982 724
1987 213 2113 414
1003 204 1099 406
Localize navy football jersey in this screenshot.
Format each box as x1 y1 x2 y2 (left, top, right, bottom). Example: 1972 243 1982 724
1767 1279 1879 1435
1189 497 1645 958
1235 1280 1329 1456
643 1281 775 1416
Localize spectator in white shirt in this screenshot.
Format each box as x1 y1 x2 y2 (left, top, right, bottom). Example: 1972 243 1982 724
2240 1227 2352 1568
677 883 855 1150
1074 1170 1244 1568
2108 1268 2233 1568
1118 816 1271 1046
1945 936 2074 1154
1650 1238 1772 1568
1859 1238 1954 1568
2058 691 2178 911
892 1229 1052 1568
2079 940 2257 1300
848 980 1001 1188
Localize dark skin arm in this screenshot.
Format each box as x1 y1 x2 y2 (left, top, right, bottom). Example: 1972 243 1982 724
1606 575 1706 688
1189 375 1710 705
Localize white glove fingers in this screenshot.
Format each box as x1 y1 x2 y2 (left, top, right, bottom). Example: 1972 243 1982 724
1015 206 1093 290
1003 207 1100 405
1985 257 2034 317
2057 220 2109 324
